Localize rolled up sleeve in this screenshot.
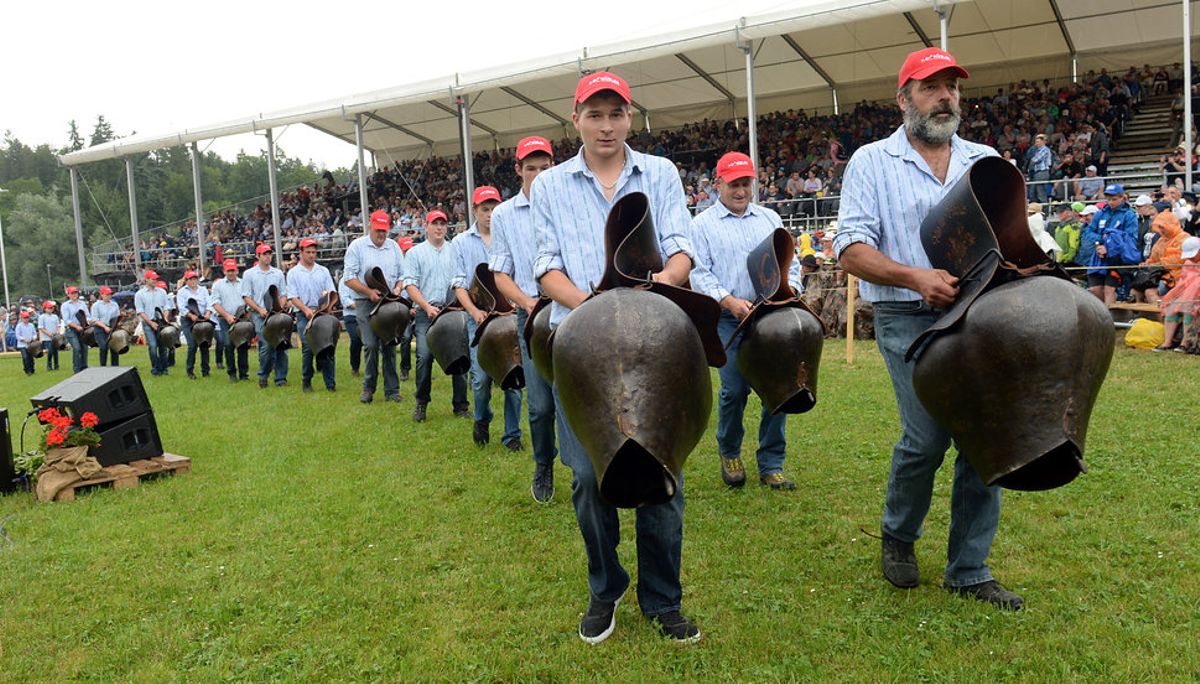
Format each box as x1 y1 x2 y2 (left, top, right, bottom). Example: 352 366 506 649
657 168 696 262
832 151 882 258
687 225 728 302
532 175 565 280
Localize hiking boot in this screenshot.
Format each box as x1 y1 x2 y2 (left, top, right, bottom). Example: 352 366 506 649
473 421 490 447
258 378 268 388
503 438 524 453
720 456 746 487
579 595 621 644
326 385 336 393
453 406 471 419
947 580 1024 611
187 372 197 380
412 403 427 422
400 369 410 381
302 382 313 393
360 390 374 404
385 394 402 403
351 369 360 377
532 462 554 503
651 610 701 644
881 534 919 588
759 472 796 490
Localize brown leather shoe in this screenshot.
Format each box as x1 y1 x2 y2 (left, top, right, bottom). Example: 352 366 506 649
882 534 919 588
720 456 746 487
759 472 796 491
946 580 1024 611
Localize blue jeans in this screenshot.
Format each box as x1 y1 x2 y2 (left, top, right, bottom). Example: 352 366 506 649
215 318 249 378
43 340 59 370
554 386 684 616
413 308 468 409
252 313 289 384
343 308 363 373
66 328 88 374
144 322 168 374
400 319 413 372
1029 169 1051 203
873 300 1001 587
181 319 210 376
21 347 35 374
715 311 787 476
296 312 337 389
93 328 112 366
354 303 397 396
516 309 557 466
466 318 522 442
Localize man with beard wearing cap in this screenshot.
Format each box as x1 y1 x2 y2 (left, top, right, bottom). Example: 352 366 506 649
89 286 120 367
690 151 803 491
60 285 90 373
532 70 702 644
135 270 172 376
242 244 290 388
289 237 338 393
404 209 470 422
835 48 1022 610
177 270 212 379
454 185 524 450
491 135 559 502
343 210 406 404
211 259 249 382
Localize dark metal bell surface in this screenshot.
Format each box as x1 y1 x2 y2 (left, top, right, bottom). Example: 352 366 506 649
263 313 294 350
737 305 823 415
523 297 555 383
107 328 130 355
305 313 341 362
475 314 524 391
229 320 255 349
554 287 711 508
191 320 216 348
369 300 411 346
427 309 471 375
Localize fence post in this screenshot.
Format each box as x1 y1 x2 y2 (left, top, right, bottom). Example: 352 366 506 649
846 273 857 365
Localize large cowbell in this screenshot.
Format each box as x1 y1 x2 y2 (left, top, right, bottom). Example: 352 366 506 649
262 284 295 350
187 300 216 348
553 192 725 508
468 263 524 391
909 156 1113 491
366 266 411 346
727 228 824 414
522 296 554 383
428 309 471 376
305 291 341 365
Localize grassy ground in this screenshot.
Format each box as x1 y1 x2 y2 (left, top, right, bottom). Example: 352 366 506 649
0 339 1196 682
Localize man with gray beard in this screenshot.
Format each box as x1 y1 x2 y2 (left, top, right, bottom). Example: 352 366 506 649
834 48 1023 611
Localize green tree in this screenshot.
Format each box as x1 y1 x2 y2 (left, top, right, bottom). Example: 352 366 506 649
3 192 80 297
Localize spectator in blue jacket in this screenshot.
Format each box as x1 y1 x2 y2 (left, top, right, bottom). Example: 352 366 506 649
1087 184 1140 304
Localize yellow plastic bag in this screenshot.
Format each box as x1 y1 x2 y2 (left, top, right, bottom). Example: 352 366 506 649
1125 318 1165 349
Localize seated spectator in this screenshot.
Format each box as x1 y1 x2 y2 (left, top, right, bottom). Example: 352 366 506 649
1134 210 1189 304
1156 236 1200 351
1051 203 1081 265
1076 166 1104 201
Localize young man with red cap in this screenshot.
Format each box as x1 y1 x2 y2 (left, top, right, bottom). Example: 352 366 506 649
135 270 172 376
61 285 90 373
531 71 702 644
177 270 212 379
242 244 290 388
343 210 406 404
37 300 61 372
288 237 338 392
691 151 803 491
89 286 120 367
453 186 523 450
835 48 1022 610
404 209 469 422
211 259 249 382
15 310 39 375
491 136 559 501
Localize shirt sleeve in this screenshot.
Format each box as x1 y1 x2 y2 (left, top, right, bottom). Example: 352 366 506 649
686 218 728 302
402 249 422 290
489 207 516 276
451 236 470 290
342 241 362 284
655 162 696 262
240 272 254 299
532 174 566 280
832 149 882 258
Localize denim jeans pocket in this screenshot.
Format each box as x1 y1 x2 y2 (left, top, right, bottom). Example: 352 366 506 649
873 300 926 315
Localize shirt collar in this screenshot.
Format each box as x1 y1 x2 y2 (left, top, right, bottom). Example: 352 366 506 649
883 124 979 168
715 199 761 219
565 143 644 179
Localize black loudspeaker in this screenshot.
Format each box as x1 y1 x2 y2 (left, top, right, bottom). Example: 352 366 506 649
90 412 164 467
30 367 150 428
1 408 17 494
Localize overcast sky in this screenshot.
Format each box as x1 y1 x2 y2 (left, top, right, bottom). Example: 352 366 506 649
2 0 798 170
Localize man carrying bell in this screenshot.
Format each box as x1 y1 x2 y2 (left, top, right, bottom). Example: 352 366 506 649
288 237 338 393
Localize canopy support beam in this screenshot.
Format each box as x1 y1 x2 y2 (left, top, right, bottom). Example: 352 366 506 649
190 142 206 273
125 158 142 276
780 34 838 114
354 115 370 225
69 168 88 287
1048 0 1078 82
429 99 499 138
904 12 933 48
500 86 571 126
675 53 736 108
740 33 759 196
266 129 284 259
457 95 475 219
1185 0 1193 192
364 111 435 146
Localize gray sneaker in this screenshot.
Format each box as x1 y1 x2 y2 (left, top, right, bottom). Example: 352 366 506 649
532 462 554 504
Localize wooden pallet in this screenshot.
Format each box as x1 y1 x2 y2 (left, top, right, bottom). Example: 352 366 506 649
49 453 191 502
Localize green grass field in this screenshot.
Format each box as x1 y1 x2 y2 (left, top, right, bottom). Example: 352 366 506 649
0 340 1196 682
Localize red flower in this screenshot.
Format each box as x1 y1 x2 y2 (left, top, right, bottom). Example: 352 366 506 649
45 428 66 447
80 412 99 428
38 407 63 424
52 416 73 430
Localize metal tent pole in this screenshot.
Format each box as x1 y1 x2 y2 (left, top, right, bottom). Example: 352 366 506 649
0 187 10 310
936 2 948 50
457 94 475 218
1185 0 1194 192
743 38 759 196
266 129 284 258
69 168 88 287
354 115 370 227
190 142 206 271
125 158 142 275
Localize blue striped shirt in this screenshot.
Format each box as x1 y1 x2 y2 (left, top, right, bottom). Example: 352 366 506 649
209 277 243 317
532 144 695 325
1027 143 1052 172
451 224 492 290
403 239 457 306
134 287 170 319
90 300 120 327
338 274 359 313
489 192 540 298
833 126 997 302
690 200 802 302
241 265 287 310
37 313 60 341
286 262 336 308
61 299 89 328
176 285 210 319
15 321 38 348
342 235 405 299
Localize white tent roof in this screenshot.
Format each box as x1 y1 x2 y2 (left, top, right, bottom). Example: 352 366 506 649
60 0 1198 166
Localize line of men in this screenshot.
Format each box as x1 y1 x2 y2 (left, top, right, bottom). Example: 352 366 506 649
12 286 123 376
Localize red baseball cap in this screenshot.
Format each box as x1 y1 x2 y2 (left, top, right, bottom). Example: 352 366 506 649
19 310 30 319
184 270 199 280
42 300 55 310
898 48 969 88
370 209 391 231
65 285 79 295
299 237 318 249
426 209 448 224
99 286 113 295
157 281 167 289
575 71 631 105
398 236 414 252
223 258 238 271
716 152 756 182
516 136 553 160
255 244 273 255
143 269 159 281
472 186 501 206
